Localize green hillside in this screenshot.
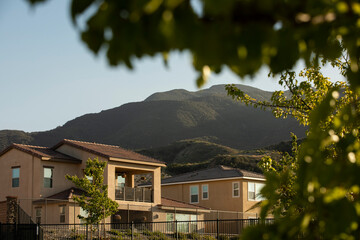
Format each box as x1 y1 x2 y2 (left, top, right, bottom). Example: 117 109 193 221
138 139 282 175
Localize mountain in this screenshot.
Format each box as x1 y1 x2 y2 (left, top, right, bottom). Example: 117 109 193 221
0 84 306 151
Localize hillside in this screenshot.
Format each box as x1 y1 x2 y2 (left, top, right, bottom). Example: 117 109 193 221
0 84 306 152
138 139 282 175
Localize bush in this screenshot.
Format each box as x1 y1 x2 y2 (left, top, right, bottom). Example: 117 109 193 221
218 235 229 240
188 232 201 240
202 235 216 240
108 229 124 238
147 231 169 240
230 235 241 240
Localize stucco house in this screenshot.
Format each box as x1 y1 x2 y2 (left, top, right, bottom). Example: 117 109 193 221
160 165 266 218
0 139 208 225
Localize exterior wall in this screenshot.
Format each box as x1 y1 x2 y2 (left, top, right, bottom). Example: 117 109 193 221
0 150 35 202
0 149 40 215
39 160 82 198
0 148 83 217
162 178 265 217
0 201 6 223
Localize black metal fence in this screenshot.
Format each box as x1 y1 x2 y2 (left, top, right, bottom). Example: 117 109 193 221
39 219 273 240
0 223 41 240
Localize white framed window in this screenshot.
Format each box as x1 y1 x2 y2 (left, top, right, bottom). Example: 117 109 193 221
190 185 199 203
59 205 66 223
232 182 240 197
202 184 209 200
86 175 93 184
12 167 20 188
248 182 265 201
44 167 53 188
35 208 42 224
80 207 89 223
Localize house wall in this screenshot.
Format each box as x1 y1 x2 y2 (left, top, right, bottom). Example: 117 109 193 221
0 201 6 223
0 148 83 218
39 160 81 198
162 178 265 216
56 145 162 205
0 149 36 203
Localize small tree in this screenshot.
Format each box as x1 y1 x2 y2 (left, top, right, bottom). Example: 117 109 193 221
66 157 119 238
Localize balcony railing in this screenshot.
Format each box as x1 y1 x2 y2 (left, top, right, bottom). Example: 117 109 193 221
115 186 153 202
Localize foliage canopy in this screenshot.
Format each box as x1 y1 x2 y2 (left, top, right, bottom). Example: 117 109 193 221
27 0 360 87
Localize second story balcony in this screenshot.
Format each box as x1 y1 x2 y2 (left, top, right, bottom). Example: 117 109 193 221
115 186 153 202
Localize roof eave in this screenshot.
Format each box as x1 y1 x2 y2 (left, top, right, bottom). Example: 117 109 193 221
109 157 166 167
158 206 210 213
0 144 44 159
161 176 265 186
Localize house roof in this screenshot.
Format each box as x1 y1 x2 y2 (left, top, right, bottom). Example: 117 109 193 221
33 187 86 204
0 144 81 163
160 197 209 210
52 139 164 165
162 165 264 185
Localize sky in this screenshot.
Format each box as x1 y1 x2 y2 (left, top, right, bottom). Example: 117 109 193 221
0 0 345 133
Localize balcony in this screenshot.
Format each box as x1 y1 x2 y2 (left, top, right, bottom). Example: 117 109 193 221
115 186 153 202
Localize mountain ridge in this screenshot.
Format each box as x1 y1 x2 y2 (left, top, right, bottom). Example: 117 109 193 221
0 84 306 152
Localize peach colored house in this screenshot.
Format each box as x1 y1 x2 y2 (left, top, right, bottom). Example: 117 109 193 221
160 166 266 219
0 140 208 225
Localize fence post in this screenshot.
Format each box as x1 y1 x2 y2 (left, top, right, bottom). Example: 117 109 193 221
86 224 88 240
175 220 178 240
216 219 219 240
131 221 134 240
36 223 40 240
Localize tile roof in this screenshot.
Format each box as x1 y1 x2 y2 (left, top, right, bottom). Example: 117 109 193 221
33 188 86 204
52 139 164 165
0 144 81 163
160 197 209 210
162 165 264 185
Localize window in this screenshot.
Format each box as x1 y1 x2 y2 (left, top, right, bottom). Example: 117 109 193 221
35 208 42 224
59 205 66 223
190 215 197 232
166 213 197 233
44 167 53 188
80 207 89 224
166 213 174 232
248 182 265 201
202 184 208 200
232 182 240 197
86 175 93 184
190 185 199 203
84 169 93 184
117 175 125 188
176 214 189 232
12 167 20 188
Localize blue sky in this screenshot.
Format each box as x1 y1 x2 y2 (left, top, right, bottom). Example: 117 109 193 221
0 0 344 132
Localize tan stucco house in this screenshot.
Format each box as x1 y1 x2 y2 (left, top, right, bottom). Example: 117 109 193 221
0 139 208 225
160 166 266 218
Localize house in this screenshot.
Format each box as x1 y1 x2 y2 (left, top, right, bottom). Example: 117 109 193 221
160 165 266 218
0 139 208 225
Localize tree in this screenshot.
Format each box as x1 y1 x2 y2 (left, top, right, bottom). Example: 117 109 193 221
27 0 360 239
66 157 118 238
